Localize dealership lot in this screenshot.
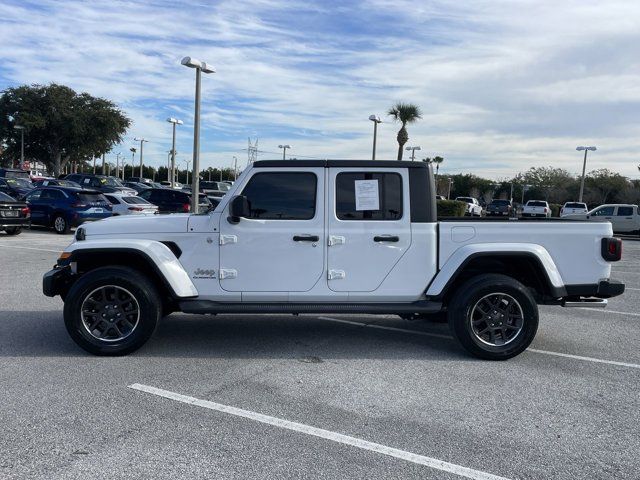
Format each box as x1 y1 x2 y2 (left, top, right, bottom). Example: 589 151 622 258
1 229 639 479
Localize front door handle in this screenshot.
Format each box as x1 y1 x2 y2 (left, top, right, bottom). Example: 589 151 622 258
374 235 399 242
293 235 319 242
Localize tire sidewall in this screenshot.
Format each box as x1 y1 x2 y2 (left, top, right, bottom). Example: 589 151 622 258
53 214 68 234
449 275 538 360
64 267 160 355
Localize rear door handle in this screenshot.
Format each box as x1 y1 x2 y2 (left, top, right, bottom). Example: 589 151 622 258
293 235 319 242
374 235 399 242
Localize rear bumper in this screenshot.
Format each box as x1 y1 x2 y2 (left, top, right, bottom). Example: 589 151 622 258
43 266 73 297
564 279 625 299
0 218 30 228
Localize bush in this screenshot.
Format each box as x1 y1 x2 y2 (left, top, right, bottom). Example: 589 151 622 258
549 203 562 217
437 200 467 217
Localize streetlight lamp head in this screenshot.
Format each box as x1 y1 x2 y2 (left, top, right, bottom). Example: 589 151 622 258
167 117 184 125
134 137 149 143
278 144 291 149
181 57 216 74
587 146 597 151
181 56 201 68
369 115 381 123
576 146 585 151
13 125 25 130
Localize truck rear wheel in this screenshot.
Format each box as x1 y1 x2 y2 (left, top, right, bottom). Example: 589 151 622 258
448 273 538 360
63 266 161 356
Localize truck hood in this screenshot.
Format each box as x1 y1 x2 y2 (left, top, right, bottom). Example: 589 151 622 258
82 213 190 236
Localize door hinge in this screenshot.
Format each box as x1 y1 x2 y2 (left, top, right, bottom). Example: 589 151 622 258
219 234 238 245
328 269 346 280
219 269 238 279
328 235 346 246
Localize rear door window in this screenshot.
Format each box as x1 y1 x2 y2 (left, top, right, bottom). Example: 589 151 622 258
617 206 634 216
336 172 402 220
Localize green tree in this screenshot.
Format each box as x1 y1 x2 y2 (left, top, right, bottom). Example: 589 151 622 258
0 84 130 176
584 169 630 204
519 166 576 203
387 102 422 160
423 156 444 177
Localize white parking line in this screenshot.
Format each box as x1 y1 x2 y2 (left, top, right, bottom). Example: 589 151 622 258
316 317 640 370
527 349 640 369
129 383 511 480
579 307 640 317
0 244 61 253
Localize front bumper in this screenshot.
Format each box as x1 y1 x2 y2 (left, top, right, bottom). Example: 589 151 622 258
43 265 73 297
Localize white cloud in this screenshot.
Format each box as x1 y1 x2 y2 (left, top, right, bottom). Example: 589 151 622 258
0 0 639 178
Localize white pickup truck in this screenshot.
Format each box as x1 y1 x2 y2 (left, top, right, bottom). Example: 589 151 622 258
43 160 625 360
566 204 640 235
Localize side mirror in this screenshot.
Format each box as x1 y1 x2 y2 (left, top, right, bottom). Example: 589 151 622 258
227 195 249 224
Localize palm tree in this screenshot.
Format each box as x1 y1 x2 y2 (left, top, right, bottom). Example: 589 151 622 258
387 102 422 160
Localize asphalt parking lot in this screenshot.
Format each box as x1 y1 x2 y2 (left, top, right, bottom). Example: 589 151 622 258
1 229 639 480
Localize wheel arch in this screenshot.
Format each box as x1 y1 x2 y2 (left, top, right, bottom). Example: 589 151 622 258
63 242 198 302
427 249 566 304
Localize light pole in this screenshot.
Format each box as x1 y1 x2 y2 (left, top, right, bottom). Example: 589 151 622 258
405 145 421 161
447 178 453 199
182 56 215 213
134 138 148 179
183 159 191 186
233 156 238 180
576 146 596 202
167 117 183 187
368 115 382 160
13 125 25 167
129 147 137 180
278 144 291 160
115 152 122 178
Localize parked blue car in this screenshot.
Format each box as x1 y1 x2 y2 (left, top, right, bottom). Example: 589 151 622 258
24 186 112 234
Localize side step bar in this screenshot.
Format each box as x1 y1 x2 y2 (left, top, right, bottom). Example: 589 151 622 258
178 300 442 315
562 298 608 308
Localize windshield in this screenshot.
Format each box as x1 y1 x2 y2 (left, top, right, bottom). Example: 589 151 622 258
6 178 33 189
565 203 586 209
102 177 124 187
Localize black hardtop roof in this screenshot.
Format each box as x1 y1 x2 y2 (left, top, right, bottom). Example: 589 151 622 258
253 160 428 168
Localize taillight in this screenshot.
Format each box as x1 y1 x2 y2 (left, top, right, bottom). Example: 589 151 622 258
21 207 30 218
182 203 190 212
544 208 548 213
601 237 622 262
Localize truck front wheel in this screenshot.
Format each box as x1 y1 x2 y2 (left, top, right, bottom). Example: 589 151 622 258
63 266 161 356
448 274 538 360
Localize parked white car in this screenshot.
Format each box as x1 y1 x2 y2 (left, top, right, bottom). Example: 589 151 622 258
560 202 588 217
566 204 640 234
522 200 551 218
455 197 483 216
103 193 158 216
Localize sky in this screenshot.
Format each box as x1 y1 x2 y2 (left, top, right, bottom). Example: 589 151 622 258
1 0 639 179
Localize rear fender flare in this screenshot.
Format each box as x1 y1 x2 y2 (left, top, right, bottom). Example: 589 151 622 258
426 243 565 297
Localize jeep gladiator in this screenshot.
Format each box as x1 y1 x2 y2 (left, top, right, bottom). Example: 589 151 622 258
43 160 625 359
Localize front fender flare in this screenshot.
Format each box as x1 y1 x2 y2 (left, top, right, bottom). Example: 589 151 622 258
64 239 198 298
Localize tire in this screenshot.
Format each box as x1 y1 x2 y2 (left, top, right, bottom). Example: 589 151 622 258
63 266 161 355
447 273 538 360
53 214 70 234
4 227 22 235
